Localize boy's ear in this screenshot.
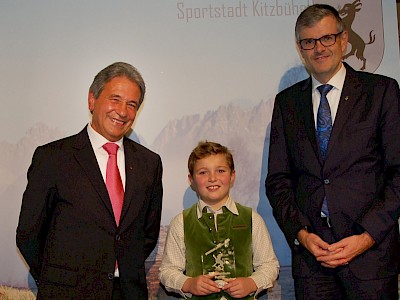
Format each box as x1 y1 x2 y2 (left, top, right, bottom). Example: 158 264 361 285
230 170 236 187
188 173 192 183
188 174 195 190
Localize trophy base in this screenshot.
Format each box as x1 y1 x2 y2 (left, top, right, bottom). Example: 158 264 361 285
215 279 227 288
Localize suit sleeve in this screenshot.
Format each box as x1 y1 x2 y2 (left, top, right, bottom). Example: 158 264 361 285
16 146 57 281
143 154 163 259
358 78 400 244
265 96 312 248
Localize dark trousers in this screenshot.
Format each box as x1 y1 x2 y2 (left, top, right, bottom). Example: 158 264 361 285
294 226 398 300
294 269 398 300
112 277 123 300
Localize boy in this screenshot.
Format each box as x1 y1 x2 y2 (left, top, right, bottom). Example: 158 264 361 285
159 141 279 299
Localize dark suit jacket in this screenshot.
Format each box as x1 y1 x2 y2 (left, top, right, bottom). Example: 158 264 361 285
265 63 400 280
17 127 163 299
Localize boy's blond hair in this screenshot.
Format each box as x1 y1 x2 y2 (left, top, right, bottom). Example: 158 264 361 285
188 141 234 176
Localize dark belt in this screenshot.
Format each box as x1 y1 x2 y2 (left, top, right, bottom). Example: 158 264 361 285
321 216 332 228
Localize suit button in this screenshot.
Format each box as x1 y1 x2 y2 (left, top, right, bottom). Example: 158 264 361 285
324 179 330 184
116 234 121 241
108 273 114 280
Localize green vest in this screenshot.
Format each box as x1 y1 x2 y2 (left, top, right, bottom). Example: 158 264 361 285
183 203 253 300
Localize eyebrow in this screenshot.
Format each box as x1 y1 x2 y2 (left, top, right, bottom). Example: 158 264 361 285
108 94 138 102
108 94 122 99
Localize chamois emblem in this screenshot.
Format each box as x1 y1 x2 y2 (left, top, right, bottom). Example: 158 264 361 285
339 0 376 70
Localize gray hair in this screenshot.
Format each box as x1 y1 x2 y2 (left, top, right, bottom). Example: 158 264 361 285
89 62 146 107
295 4 346 40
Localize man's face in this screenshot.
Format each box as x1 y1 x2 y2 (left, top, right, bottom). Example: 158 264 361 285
297 16 348 83
88 76 141 142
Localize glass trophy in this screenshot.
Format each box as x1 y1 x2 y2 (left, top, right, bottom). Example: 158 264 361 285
201 238 236 288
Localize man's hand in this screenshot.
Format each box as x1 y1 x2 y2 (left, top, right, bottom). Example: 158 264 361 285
182 274 221 296
297 229 345 269
222 277 257 298
297 229 334 258
317 232 375 268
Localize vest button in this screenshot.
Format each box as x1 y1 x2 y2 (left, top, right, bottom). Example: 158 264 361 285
324 179 330 184
108 273 114 280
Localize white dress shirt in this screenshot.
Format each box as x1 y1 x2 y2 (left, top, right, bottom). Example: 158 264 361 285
312 63 346 127
87 124 125 277
87 124 126 189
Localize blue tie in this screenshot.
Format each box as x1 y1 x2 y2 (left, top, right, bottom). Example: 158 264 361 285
317 84 333 160
317 84 333 216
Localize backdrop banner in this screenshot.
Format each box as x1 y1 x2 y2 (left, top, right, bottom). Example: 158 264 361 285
0 0 398 298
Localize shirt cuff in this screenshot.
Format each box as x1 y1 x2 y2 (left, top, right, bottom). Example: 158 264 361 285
250 274 274 297
177 275 192 299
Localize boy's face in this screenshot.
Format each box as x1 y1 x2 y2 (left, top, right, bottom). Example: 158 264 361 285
189 153 235 209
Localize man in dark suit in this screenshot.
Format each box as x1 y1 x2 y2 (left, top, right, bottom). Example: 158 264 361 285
265 4 399 299
16 62 163 299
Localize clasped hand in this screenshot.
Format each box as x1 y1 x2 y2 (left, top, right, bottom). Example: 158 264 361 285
182 273 257 298
297 230 375 268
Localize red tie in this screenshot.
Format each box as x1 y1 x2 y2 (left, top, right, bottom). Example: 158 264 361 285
103 143 124 226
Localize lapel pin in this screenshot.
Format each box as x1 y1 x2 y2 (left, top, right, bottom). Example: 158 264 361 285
345 96 349 101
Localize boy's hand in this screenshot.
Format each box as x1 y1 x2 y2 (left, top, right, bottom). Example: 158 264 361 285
222 277 257 298
182 274 221 296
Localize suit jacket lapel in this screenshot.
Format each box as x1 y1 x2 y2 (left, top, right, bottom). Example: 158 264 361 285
326 64 362 160
299 77 324 165
73 128 115 220
120 138 138 227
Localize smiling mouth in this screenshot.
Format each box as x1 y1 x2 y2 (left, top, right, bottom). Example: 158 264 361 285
207 185 220 191
314 55 329 61
112 118 125 125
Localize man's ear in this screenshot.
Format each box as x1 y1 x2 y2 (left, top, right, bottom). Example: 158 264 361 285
340 30 349 56
296 40 302 52
88 92 96 112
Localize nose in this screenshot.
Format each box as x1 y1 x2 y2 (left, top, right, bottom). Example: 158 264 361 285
314 39 326 52
115 102 128 117
208 172 217 182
